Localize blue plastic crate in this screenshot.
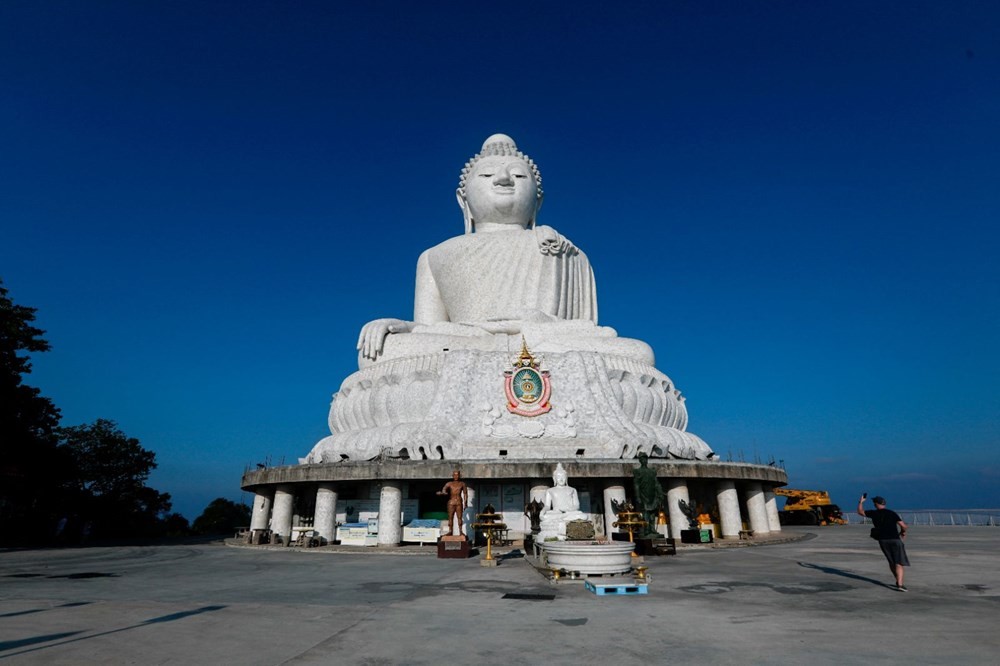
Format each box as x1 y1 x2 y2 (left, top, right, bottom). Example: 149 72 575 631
585 580 648 596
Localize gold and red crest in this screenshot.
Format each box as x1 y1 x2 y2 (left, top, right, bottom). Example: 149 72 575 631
504 339 552 416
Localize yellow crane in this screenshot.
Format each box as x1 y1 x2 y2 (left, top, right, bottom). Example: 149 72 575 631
774 488 847 526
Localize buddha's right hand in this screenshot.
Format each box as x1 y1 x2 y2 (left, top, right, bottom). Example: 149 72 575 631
357 318 413 361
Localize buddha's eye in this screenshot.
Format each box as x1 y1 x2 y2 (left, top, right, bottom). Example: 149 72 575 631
513 174 526 178
478 173 493 178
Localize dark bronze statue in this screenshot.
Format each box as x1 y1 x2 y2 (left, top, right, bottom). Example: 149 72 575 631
678 498 700 529
632 453 664 537
524 498 544 534
610 497 637 515
437 470 468 537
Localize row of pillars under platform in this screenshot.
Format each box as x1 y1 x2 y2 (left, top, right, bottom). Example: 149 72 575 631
248 479 783 547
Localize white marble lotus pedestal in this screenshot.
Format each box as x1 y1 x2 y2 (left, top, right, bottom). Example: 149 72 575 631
305 349 713 464
540 540 635 575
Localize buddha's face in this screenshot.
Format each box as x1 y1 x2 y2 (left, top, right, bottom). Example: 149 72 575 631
553 471 567 487
461 155 538 229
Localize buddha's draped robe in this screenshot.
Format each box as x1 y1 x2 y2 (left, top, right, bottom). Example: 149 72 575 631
424 226 597 325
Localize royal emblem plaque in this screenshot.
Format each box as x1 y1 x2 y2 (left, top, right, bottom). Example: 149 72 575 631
504 340 552 416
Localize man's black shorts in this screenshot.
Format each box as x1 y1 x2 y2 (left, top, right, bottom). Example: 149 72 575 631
879 539 911 567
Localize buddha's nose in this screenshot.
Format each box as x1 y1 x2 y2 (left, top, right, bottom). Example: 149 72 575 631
493 168 514 186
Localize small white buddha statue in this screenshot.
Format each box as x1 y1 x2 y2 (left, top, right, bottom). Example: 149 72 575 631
537 463 589 541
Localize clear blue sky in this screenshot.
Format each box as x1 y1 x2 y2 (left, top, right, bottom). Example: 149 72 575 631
2 2 997 520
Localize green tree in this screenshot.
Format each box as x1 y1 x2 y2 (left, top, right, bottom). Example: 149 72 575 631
193 498 251 535
58 419 173 538
0 279 69 543
0 281 176 544
161 512 191 536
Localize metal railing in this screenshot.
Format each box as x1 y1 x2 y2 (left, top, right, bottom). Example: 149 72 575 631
847 510 999 526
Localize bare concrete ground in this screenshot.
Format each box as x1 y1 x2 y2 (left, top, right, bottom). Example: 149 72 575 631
1 525 998 665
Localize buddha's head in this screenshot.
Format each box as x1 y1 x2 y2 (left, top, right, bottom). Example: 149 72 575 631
552 462 568 487
457 134 543 234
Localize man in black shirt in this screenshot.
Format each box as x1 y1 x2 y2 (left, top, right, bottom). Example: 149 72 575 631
858 494 910 591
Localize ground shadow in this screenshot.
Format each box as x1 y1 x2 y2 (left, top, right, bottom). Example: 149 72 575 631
0 632 83 652
0 602 92 619
798 561 894 589
0 605 227 659
142 606 226 624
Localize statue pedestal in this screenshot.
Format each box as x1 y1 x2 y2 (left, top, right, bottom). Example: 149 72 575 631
635 537 677 556
680 529 713 544
437 537 472 559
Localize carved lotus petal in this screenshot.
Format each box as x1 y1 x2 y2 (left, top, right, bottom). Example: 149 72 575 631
516 420 545 438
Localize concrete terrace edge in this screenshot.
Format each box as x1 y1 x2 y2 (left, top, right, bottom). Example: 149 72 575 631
221 530 811 555
241 459 788 490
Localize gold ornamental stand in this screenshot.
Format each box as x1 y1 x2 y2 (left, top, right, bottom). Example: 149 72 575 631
472 509 507 567
613 511 647 558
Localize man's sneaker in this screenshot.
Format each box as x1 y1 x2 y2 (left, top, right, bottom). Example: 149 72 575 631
896 584 908 592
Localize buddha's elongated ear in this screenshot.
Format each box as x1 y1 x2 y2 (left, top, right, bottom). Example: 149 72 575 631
529 192 544 229
456 187 473 234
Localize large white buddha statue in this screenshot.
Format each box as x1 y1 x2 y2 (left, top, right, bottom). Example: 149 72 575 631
302 134 714 463
357 133 651 367
536 463 590 541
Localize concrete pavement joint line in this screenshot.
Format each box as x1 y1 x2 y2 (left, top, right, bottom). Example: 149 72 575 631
276 607 382 665
355 578 528 599
678 580 854 595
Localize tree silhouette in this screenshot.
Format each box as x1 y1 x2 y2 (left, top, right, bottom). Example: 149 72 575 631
193 497 251 535
0 279 69 543
2 280 193 543
59 419 172 538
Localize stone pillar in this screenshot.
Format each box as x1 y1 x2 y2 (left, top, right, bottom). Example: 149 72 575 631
716 481 741 539
460 485 476 537
529 485 548 504
377 482 402 547
250 489 273 531
603 485 626 537
271 485 295 545
666 479 691 540
745 482 770 534
314 484 338 545
764 488 782 532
